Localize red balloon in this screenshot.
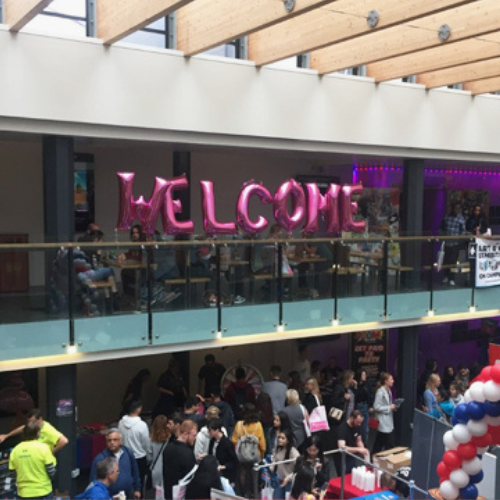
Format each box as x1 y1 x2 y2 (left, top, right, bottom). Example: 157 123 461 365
437 461 451 480
491 364 500 383
443 450 462 470
481 366 493 382
472 433 492 448
457 443 478 461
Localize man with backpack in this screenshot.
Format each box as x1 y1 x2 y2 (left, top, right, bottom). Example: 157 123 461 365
224 367 256 421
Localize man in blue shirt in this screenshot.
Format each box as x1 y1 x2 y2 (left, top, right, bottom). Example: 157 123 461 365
440 202 466 286
77 457 119 499
90 429 141 499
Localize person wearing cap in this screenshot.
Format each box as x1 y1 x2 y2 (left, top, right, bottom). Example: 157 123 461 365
194 406 228 459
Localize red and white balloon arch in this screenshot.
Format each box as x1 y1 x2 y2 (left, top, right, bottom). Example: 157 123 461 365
437 364 500 500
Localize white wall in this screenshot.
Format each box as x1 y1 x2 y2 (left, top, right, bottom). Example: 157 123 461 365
1 28 500 160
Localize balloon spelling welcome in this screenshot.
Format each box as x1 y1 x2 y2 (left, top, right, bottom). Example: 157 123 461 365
437 364 500 500
116 172 366 236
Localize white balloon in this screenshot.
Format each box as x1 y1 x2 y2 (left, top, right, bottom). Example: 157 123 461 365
443 430 459 450
483 380 500 402
485 414 500 426
465 390 473 403
467 419 488 437
449 469 470 489
440 480 459 500
477 446 489 454
470 382 486 403
453 423 472 444
462 457 483 476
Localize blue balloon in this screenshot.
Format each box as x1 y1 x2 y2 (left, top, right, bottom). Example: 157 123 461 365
467 401 486 420
469 471 484 484
452 415 459 426
455 403 469 424
484 400 500 417
459 484 478 500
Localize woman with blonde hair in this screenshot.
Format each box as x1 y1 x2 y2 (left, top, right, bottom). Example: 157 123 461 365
303 378 322 415
282 389 309 450
424 373 443 420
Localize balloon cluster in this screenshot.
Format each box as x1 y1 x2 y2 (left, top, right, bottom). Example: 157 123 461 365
116 172 366 236
437 365 500 500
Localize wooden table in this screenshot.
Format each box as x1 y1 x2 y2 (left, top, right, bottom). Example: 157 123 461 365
102 258 146 309
289 255 327 294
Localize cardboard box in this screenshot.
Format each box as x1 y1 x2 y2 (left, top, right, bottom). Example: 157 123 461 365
373 447 412 472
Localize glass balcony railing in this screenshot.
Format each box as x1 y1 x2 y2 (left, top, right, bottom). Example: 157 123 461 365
0 235 495 361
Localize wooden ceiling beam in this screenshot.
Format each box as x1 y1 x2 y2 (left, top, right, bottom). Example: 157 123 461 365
4 0 53 31
417 57 500 89
97 0 193 45
310 0 500 75
367 32 500 82
248 0 472 67
463 77 500 95
177 0 333 57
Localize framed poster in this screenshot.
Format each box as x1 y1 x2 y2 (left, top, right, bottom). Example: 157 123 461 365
74 153 95 232
350 330 388 379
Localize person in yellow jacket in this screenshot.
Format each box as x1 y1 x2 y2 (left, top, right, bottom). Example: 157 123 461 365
231 404 266 497
9 421 57 499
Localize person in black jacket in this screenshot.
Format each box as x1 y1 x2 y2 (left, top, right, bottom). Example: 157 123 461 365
162 420 197 499
185 455 223 500
207 418 238 485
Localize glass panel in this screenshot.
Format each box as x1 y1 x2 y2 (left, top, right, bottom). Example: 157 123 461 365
24 14 86 36
387 291 430 321
387 239 427 294
45 0 87 18
475 287 500 311
337 295 384 325
434 289 472 315
0 320 68 361
0 248 69 325
122 31 166 48
283 299 333 330
433 239 471 290
288 240 333 301
75 314 148 352
153 309 216 344
222 303 278 337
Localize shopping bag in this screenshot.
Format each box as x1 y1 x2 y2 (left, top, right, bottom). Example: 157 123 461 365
261 482 274 500
172 465 198 500
309 406 330 432
155 485 164 500
437 242 445 272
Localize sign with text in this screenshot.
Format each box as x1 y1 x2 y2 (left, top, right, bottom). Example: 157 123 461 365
350 330 387 379
476 237 500 287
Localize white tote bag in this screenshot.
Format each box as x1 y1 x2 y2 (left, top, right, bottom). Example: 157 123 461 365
172 465 198 500
309 405 330 433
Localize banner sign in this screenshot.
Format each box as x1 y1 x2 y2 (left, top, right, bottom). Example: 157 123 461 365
476 237 500 287
350 330 387 379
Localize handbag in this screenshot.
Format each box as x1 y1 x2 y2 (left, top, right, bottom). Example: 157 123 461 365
328 407 344 422
172 464 198 500
144 442 167 494
309 406 330 433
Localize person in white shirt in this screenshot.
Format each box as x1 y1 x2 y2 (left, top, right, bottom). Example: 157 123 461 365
118 400 151 484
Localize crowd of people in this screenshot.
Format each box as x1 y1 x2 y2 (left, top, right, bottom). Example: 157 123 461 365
418 358 479 423
0 348 415 500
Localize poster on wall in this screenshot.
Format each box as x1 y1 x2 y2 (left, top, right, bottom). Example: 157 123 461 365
476 237 500 287
344 188 401 269
350 330 388 380
447 189 490 220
